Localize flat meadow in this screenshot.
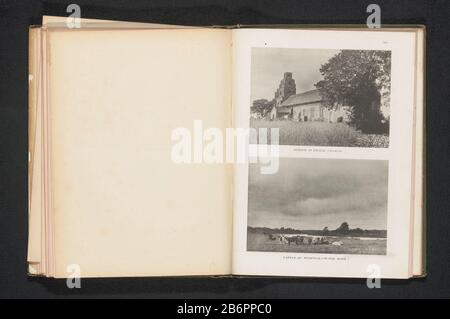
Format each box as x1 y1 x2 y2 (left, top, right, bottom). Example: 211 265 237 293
250 119 389 148
247 232 387 255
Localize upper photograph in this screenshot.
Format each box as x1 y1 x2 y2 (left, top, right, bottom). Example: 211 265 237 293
250 47 391 148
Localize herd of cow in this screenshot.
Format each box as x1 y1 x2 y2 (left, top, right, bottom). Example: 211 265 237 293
268 234 343 246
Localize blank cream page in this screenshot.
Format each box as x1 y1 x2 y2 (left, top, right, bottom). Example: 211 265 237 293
48 28 232 277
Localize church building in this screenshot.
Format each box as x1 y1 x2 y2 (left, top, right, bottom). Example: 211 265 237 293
269 72 349 123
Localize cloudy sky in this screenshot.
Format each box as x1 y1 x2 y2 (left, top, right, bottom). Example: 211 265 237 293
251 47 340 102
248 158 388 230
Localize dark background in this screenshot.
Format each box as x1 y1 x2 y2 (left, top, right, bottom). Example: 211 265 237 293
0 0 449 298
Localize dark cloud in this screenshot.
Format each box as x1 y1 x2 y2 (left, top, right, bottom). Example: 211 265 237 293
248 158 388 230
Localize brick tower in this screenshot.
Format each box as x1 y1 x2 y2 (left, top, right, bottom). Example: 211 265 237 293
274 72 296 107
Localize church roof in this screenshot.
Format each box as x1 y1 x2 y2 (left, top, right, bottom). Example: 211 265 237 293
280 89 322 107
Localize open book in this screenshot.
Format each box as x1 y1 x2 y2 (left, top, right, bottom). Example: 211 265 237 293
28 16 425 279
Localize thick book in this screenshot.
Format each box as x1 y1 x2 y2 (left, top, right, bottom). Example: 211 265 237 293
28 16 425 279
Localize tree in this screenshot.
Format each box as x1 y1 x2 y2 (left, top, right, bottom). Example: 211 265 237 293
335 222 350 234
322 226 329 235
315 50 391 133
250 99 274 119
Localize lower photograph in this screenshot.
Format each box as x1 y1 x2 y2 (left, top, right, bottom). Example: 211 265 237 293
247 158 389 256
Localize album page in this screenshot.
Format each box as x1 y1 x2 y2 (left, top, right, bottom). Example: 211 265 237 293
45 28 233 277
231 28 418 278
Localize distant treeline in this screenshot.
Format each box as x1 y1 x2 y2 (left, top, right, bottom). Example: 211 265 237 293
248 222 387 239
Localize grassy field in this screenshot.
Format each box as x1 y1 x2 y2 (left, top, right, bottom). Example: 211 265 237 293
250 119 389 148
247 232 387 255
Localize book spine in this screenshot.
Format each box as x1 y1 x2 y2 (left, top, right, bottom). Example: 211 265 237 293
27 26 43 276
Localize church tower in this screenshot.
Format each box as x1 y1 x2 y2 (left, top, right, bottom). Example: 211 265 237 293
274 72 296 107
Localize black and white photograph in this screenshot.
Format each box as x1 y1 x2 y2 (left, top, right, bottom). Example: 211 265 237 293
250 48 391 148
247 158 388 255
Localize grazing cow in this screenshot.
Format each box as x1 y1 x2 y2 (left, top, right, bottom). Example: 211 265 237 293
331 241 343 246
313 236 326 245
279 235 288 244
268 234 276 241
294 236 305 245
285 236 298 245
